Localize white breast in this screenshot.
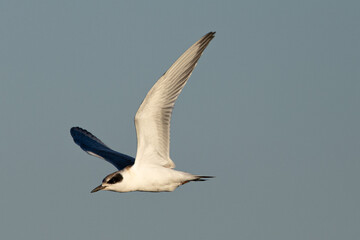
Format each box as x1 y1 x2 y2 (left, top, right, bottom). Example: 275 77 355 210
113 165 196 192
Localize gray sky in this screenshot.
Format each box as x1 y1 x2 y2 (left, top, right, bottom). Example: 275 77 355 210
1 0 359 239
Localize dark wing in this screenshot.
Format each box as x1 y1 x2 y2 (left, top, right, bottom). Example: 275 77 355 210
70 127 134 170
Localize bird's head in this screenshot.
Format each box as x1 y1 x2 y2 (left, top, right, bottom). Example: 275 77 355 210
91 171 124 193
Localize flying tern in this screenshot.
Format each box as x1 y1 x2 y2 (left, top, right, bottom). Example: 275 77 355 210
70 32 215 193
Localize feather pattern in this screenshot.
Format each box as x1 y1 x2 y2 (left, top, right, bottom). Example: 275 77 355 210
134 32 215 168
70 127 134 170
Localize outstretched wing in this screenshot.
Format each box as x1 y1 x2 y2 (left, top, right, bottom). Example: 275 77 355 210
134 32 215 168
70 127 134 170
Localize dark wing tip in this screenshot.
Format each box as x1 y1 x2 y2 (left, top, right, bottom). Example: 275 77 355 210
70 126 79 136
196 32 215 53
203 32 215 40
70 126 106 146
204 31 216 40
70 126 89 136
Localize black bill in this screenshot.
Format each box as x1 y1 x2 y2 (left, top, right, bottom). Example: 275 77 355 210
91 185 106 193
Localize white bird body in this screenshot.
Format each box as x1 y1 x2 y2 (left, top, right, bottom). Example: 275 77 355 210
70 32 215 193
107 166 197 192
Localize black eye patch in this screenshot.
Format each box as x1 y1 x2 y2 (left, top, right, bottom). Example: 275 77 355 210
107 173 123 184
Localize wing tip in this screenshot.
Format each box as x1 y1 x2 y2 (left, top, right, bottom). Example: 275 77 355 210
70 126 107 146
203 31 216 40
195 32 215 53
70 126 79 136
70 126 92 138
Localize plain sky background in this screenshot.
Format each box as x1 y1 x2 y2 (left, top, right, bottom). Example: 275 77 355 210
1 0 359 239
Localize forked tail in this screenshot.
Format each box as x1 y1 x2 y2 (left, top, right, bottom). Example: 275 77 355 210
192 176 215 182
181 175 214 185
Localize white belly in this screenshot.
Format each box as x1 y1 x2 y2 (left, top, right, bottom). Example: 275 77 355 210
111 165 196 192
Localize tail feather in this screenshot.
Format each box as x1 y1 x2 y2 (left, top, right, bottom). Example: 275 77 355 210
193 176 215 182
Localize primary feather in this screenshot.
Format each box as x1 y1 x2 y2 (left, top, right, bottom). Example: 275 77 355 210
70 127 134 170
134 32 215 168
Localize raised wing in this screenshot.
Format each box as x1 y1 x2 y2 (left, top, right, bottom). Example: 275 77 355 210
70 127 134 170
134 32 215 168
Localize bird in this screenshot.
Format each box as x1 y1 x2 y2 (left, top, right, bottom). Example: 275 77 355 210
70 32 215 193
